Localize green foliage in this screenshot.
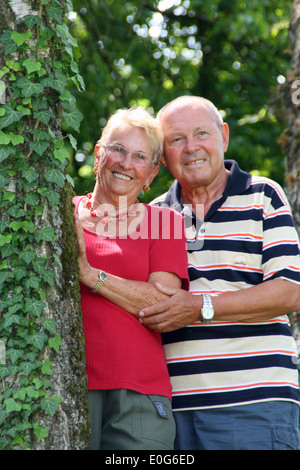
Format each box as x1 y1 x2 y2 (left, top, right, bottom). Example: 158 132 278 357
69 0 291 201
0 0 83 450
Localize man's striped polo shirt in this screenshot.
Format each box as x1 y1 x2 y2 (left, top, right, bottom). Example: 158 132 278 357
153 160 300 411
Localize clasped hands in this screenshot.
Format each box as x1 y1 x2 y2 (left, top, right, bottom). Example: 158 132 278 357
74 213 200 332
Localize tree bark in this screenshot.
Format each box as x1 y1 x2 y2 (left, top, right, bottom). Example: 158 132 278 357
0 0 89 450
274 0 300 352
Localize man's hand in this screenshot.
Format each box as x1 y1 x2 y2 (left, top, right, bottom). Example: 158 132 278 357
138 283 201 332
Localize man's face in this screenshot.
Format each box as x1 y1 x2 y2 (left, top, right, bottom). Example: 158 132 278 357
161 101 229 190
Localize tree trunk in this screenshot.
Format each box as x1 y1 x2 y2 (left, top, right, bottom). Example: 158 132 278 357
275 0 300 353
0 0 89 450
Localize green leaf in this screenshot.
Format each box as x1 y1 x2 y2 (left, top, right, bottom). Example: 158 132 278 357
33 109 53 124
16 77 44 97
22 167 39 183
41 359 52 376
41 395 61 417
0 104 23 129
43 189 60 207
36 226 55 242
56 23 78 47
11 30 32 46
46 3 63 23
0 30 18 54
53 147 69 163
23 58 42 74
48 335 62 354
41 318 57 335
0 233 12 246
45 168 65 187
23 15 43 28
62 108 83 132
0 145 12 163
32 423 49 441
29 140 49 156
19 249 35 265
4 398 22 413
27 331 48 350
25 299 46 317
0 133 11 145
9 133 24 145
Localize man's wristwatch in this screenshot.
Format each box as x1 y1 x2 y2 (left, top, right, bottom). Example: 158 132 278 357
200 294 215 323
90 270 107 293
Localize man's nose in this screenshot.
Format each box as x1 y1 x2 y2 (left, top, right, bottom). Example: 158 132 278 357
184 136 200 153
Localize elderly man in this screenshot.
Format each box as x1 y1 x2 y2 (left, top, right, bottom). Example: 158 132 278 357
139 96 300 450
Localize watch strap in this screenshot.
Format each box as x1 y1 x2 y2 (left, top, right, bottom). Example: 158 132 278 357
90 271 107 293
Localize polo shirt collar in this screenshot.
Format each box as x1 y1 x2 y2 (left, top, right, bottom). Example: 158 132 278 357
164 159 252 210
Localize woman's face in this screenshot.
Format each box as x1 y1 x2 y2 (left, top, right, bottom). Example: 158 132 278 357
95 125 159 204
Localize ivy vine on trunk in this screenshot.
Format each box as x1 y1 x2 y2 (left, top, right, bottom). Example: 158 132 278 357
0 0 89 450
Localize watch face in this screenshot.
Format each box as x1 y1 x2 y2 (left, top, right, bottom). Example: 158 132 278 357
100 271 107 281
203 307 214 320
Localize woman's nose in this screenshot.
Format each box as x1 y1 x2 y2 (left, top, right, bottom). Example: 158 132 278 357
119 152 133 168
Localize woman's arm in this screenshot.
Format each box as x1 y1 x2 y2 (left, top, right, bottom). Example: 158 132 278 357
74 214 182 317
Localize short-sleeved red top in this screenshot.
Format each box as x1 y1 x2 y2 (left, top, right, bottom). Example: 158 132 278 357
73 197 189 400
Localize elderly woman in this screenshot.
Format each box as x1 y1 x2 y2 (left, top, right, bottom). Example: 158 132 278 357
73 107 188 450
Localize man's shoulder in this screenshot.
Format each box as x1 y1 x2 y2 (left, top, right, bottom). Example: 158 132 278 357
150 192 169 206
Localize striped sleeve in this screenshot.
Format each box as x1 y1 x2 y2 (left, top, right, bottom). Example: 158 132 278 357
252 177 300 285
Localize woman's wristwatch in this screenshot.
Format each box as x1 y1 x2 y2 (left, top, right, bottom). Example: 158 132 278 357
90 270 107 293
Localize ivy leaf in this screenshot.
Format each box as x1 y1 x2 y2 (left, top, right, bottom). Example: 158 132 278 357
22 168 39 183
41 396 61 417
56 23 78 47
0 145 12 163
4 398 22 413
11 30 32 46
48 335 62 354
62 108 83 132
36 226 55 242
45 168 65 187
0 132 11 145
43 189 60 207
0 104 23 129
23 58 42 75
19 249 35 265
27 331 48 350
23 15 43 28
0 271 12 284
25 299 46 317
0 30 18 54
32 423 49 441
53 147 69 163
29 140 49 156
46 2 63 23
41 359 52 376
33 109 53 124
0 233 12 247
0 169 9 187
16 77 44 97
41 318 57 335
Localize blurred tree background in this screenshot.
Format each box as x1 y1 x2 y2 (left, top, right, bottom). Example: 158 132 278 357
65 0 292 203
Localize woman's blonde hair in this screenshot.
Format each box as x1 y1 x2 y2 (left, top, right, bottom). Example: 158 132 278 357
97 106 163 165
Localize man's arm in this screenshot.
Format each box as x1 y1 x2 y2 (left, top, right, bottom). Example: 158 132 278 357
138 279 300 332
74 214 182 316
